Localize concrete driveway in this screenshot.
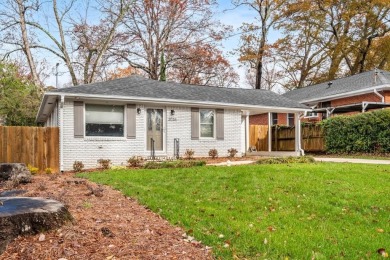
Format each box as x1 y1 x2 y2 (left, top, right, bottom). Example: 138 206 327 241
314 157 390 165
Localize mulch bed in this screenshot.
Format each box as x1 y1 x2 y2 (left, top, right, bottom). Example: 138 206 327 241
0 173 213 260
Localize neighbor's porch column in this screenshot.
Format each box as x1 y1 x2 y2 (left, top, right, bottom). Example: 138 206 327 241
245 112 250 154
294 112 303 155
268 112 272 152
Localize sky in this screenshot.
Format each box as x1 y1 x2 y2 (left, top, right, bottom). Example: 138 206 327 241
45 0 281 89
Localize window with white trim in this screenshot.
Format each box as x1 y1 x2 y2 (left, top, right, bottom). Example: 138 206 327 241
200 109 215 138
85 104 124 136
288 113 295 126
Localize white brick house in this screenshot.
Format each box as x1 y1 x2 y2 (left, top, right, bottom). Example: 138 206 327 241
36 76 308 171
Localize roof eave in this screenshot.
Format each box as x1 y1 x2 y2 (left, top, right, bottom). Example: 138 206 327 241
297 84 390 104
37 92 308 122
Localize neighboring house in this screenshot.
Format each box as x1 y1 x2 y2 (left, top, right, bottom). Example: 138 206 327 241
36 76 307 171
251 69 390 125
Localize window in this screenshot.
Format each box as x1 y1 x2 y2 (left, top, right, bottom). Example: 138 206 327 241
321 101 331 108
305 111 318 118
200 109 215 138
288 113 295 126
85 104 124 136
272 113 278 125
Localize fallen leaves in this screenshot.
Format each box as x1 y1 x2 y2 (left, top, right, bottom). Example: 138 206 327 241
38 234 45 242
267 226 276 232
0 174 212 259
378 248 389 258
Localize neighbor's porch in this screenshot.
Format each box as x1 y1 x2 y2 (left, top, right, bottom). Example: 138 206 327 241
242 111 308 157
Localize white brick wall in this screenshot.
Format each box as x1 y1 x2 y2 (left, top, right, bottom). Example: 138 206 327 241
166 106 241 158
61 99 242 170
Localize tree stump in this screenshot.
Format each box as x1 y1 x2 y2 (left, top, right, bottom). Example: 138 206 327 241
0 197 73 254
0 163 32 183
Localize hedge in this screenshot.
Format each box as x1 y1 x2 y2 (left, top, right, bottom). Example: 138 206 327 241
321 109 390 153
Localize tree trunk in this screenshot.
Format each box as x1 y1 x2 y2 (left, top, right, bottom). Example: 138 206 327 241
16 0 41 89
255 36 266 89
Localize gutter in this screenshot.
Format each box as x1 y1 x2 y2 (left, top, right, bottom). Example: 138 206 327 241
37 92 310 122
297 84 390 104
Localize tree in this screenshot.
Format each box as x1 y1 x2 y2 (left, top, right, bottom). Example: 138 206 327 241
106 65 142 80
119 0 230 81
234 0 286 89
279 0 390 83
0 0 130 86
273 2 331 89
167 43 239 87
0 61 41 126
0 0 42 89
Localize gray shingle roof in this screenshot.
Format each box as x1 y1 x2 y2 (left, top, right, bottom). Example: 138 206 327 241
50 75 307 109
283 69 390 103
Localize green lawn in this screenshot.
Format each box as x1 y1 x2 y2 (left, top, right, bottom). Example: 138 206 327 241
79 163 390 259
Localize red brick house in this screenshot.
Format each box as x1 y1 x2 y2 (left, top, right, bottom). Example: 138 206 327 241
250 69 390 125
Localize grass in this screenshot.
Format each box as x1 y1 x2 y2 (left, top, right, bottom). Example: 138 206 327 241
78 163 390 259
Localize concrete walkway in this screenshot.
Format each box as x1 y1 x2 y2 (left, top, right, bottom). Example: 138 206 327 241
207 157 390 166
207 160 256 166
314 157 390 165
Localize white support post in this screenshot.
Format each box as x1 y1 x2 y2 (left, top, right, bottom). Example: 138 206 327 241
268 112 272 152
295 112 304 156
59 95 64 172
245 113 249 154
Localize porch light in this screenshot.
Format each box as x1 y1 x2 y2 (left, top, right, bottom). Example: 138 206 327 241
137 108 141 114
171 109 175 116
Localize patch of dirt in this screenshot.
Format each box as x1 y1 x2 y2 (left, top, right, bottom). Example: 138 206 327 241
0 173 212 260
201 156 259 164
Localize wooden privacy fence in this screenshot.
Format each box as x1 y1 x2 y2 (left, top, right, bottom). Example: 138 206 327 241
250 125 325 152
0 126 59 173
249 125 269 151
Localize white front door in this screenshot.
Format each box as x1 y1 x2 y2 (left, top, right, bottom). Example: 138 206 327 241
146 108 164 151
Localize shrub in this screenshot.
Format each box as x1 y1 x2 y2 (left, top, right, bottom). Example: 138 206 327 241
184 149 195 160
127 156 144 167
98 159 111 170
44 168 52 174
27 164 39 175
227 148 238 158
257 156 315 164
321 109 390 153
143 160 206 169
73 161 84 172
208 148 218 159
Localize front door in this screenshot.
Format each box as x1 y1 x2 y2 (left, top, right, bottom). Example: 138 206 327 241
146 108 163 151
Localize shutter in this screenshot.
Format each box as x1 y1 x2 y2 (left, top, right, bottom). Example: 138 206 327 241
127 104 136 139
74 101 84 138
216 109 224 140
191 107 199 140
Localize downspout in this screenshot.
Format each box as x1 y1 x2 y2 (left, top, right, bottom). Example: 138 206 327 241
60 95 64 173
374 89 385 103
